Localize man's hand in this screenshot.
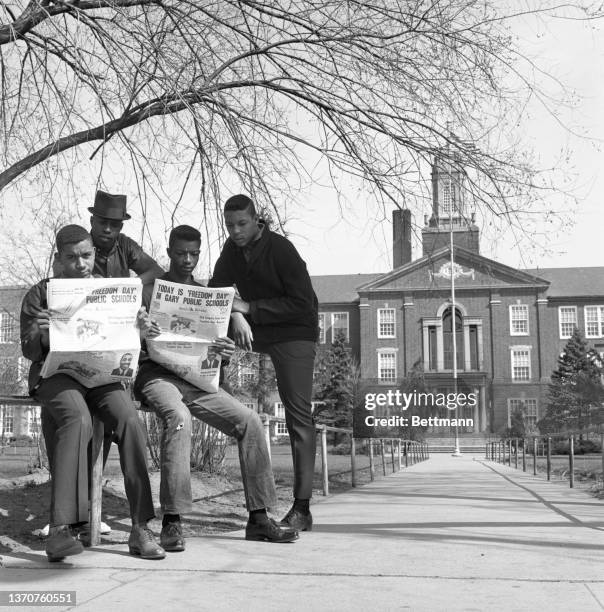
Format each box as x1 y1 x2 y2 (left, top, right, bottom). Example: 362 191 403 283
33 307 51 330
136 307 161 339
211 336 236 359
230 312 253 351
32 306 51 350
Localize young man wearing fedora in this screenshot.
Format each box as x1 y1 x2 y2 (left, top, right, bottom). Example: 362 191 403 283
88 190 164 283
208 195 319 533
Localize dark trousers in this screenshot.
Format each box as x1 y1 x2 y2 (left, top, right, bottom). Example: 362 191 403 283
41 416 113 500
261 340 317 499
36 374 155 526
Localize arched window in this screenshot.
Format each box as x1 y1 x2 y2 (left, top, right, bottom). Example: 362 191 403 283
443 306 464 370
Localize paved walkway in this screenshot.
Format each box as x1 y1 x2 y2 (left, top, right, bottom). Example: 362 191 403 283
3 454 604 611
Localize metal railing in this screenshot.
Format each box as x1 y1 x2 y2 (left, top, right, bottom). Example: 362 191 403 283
1 397 430 544
485 427 604 488
259 414 429 496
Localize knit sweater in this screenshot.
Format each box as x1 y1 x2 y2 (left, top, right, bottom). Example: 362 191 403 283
208 229 318 345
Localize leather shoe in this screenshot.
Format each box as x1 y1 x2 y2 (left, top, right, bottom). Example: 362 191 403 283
245 518 298 543
160 521 185 552
280 507 313 532
128 525 166 559
46 525 84 562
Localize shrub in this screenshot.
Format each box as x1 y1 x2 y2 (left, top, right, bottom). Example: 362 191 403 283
551 439 602 455
139 412 228 473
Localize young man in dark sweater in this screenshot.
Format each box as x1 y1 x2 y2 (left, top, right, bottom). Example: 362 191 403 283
135 225 297 548
209 195 319 532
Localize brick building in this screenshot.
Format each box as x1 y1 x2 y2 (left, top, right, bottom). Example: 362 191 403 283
0 285 39 438
311 156 604 438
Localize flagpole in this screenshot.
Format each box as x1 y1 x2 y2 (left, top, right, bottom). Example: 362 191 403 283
449 151 462 457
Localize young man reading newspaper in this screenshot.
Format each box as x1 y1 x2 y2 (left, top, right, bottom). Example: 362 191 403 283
45 191 165 538
135 225 298 550
20 225 165 562
208 195 319 532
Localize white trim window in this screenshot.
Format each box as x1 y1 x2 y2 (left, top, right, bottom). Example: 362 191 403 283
318 313 326 344
0 312 16 344
507 398 538 427
511 347 531 382
377 308 396 338
558 306 577 339
237 363 256 387
585 306 604 338
243 402 257 412
331 312 349 343
27 406 41 436
509 304 529 336
0 405 14 436
274 402 288 435
378 351 397 383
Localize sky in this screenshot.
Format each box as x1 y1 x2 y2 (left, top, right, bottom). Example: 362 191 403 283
4 4 603 283
279 7 604 278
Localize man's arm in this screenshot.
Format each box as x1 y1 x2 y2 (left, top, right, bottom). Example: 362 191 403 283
20 283 50 363
235 239 316 326
123 235 165 284
135 256 165 285
208 248 254 350
207 248 235 289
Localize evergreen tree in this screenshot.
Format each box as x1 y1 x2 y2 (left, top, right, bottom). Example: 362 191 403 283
540 328 604 432
502 407 526 439
313 331 358 430
224 350 278 414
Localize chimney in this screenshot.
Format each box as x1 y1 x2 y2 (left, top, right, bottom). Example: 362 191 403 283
393 209 412 268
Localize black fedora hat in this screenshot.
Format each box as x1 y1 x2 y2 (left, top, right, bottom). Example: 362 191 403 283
88 190 131 220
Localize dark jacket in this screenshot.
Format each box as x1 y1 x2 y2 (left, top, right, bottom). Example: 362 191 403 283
20 278 50 394
208 229 319 346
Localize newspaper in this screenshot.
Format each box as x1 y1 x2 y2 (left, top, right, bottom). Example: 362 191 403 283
146 280 235 393
40 277 142 388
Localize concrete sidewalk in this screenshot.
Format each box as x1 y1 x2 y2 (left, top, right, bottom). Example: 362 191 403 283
3 454 604 611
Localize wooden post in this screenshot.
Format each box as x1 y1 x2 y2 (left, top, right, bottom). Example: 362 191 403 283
398 440 402 470
546 437 551 481
380 439 386 476
351 437 357 487
522 438 526 472
390 440 396 473
319 425 328 496
569 436 574 489
533 437 537 476
514 439 518 469
89 416 104 547
369 439 375 481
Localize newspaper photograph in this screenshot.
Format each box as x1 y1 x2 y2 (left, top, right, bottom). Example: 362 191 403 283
40 277 142 388
146 280 235 393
